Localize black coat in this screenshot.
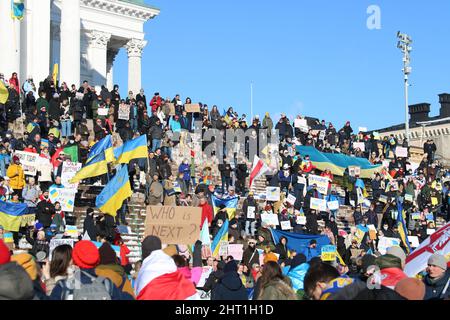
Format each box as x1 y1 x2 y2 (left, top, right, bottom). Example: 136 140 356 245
423 271 450 300
36 200 55 228
83 214 97 240
211 272 248 300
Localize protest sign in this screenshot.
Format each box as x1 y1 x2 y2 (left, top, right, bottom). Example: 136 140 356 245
61 161 82 189
404 194 413 203
431 197 438 206
41 139 49 150
118 104 130 120
266 187 280 202
408 236 420 248
348 166 361 177
310 198 327 211
377 237 401 255
3 232 13 243
201 245 212 260
358 127 368 133
353 142 365 152
379 195 388 203
185 104 200 113
286 194 296 205
294 119 309 132
49 186 77 212
396 147 408 158
280 221 292 231
196 266 213 288
49 239 75 260
166 103 176 116
260 213 280 226
218 240 228 257
227 244 244 261
98 107 108 116
247 206 256 219
144 206 202 245
319 130 326 141
368 225 377 240
65 225 79 238
411 212 421 220
308 174 329 195
321 245 337 262
354 226 367 244
327 200 339 211
427 229 435 235
14 151 40 176
296 215 306 225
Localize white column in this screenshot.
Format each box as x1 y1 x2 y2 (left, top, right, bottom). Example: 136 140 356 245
31 0 51 82
0 1 21 81
87 31 111 87
106 51 117 91
60 0 80 87
125 39 147 96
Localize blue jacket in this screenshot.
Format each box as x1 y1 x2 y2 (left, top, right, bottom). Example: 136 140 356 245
301 247 320 262
284 263 310 291
169 118 181 133
178 163 191 181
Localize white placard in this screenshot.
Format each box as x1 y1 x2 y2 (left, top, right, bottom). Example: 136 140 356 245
327 200 340 211
407 236 420 248
296 215 306 225
396 147 408 158
49 238 75 260
118 104 130 120
310 198 327 211
247 206 256 219
286 194 296 205
294 119 309 132
353 142 365 152
261 213 280 226
61 161 82 190
49 186 77 212
280 221 292 230
426 229 435 235
14 151 40 176
97 107 108 116
266 187 281 202
377 237 401 255
308 174 329 195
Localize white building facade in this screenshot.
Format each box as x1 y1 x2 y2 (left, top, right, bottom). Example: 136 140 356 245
0 0 159 94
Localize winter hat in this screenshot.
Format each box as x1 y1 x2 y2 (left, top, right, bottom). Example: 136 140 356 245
0 239 11 265
11 253 38 280
263 252 278 265
72 240 100 269
12 156 19 162
224 260 238 274
99 242 117 265
386 246 406 266
35 223 43 231
141 236 162 260
395 278 425 300
163 245 178 257
427 253 448 271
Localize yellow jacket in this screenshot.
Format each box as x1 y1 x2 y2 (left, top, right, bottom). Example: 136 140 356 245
7 164 25 190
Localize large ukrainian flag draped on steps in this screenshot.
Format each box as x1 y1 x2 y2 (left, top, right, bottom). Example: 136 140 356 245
88 135 114 163
0 201 29 232
69 151 108 183
95 165 132 217
211 196 239 220
113 135 148 164
211 219 229 257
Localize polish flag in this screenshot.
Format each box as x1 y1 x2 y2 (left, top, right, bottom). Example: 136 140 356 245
135 250 198 300
404 222 450 277
249 155 270 189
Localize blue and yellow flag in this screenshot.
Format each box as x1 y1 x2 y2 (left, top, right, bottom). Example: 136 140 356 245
69 151 108 183
211 219 229 257
113 134 148 164
0 81 9 104
88 135 114 163
0 201 29 232
11 0 25 20
396 201 412 254
95 165 132 217
211 195 239 220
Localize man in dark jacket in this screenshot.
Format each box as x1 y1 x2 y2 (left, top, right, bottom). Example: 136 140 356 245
83 208 97 240
242 192 258 237
423 254 449 300
242 239 259 270
36 192 55 229
203 260 225 293
211 260 248 300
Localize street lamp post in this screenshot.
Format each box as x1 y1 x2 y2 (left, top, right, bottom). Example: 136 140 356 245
397 31 413 143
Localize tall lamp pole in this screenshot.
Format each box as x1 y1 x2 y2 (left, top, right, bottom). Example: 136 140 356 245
397 31 413 143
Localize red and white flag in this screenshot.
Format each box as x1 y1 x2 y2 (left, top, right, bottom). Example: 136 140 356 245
135 250 198 300
404 222 450 277
249 155 270 189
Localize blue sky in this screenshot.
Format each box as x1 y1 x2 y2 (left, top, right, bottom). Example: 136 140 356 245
114 0 450 131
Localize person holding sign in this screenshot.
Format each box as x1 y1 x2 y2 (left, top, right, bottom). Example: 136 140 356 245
7 156 25 196
243 192 258 237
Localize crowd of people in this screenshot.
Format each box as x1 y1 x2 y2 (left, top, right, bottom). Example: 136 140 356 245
0 71 449 300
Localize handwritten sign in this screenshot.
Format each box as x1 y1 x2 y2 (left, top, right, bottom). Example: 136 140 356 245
353 142 365 152
404 194 413 202
377 237 401 255
321 245 337 262
144 206 202 245
280 221 292 231
286 194 296 205
260 213 280 226
167 103 176 116
296 215 306 225
61 161 82 189
65 225 79 238
185 104 201 113
411 212 421 220
327 200 340 211
308 174 329 195
49 186 77 212
118 104 130 120
14 151 40 176
98 107 108 116
408 236 419 248
310 198 327 211
247 206 256 219
227 244 244 261
348 166 361 177
49 238 75 260
294 119 309 132
266 187 281 202
396 147 408 158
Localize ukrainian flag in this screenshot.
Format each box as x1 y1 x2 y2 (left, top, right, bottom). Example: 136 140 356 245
11 0 25 20
211 219 229 257
88 135 114 163
211 195 239 220
69 151 108 183
95 165 132 217
0 201 29 232
113 134 148 164
396 201 412 254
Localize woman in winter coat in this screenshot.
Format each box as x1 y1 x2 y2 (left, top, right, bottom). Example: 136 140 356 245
242 239 260 270
256 261 297 300
275 236 289 262
211 260 248 300
42 244 74 295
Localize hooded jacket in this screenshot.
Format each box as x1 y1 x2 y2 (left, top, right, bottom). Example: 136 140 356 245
0 263 34 300
211 271 248 300
423 270 450 300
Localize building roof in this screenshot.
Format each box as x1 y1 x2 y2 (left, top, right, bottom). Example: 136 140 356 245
375 115 450 133
119 0 159 10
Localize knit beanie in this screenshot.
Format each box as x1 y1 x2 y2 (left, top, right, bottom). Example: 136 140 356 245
72 240 100 269
0 239 11 265
11 253 38 280
99 242 117 265
386 246 406 266
141 236 162 260
395 278 425 300
263 252 278 265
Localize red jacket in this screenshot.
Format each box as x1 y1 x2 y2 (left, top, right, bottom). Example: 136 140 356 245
120 244 130 266
199 202 213 227
150 96 162 112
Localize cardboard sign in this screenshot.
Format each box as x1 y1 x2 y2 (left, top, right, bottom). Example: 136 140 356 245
65 225 79 238
327 201 340 211
321 245 337 262
185 104 200 113
353 142 365 152
144 206 202 245
247 206 256 219
294 119 309 132
310 198 327 211
348 166 361 177
308 175 329 195
166 103 176 116
368 225 377 240
49 186 77 212
14 151 40 176
228 244 244 261
396 147 408 158
266 187 281 202
98 107 108 116
49 239 75 260
260 213 280 226
118 104 130 120
280 221 292 231
61 161 82 189
377 237 401 255
296 215 306 225
404 194 413 202
286 194 296 205
408 236 420 248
